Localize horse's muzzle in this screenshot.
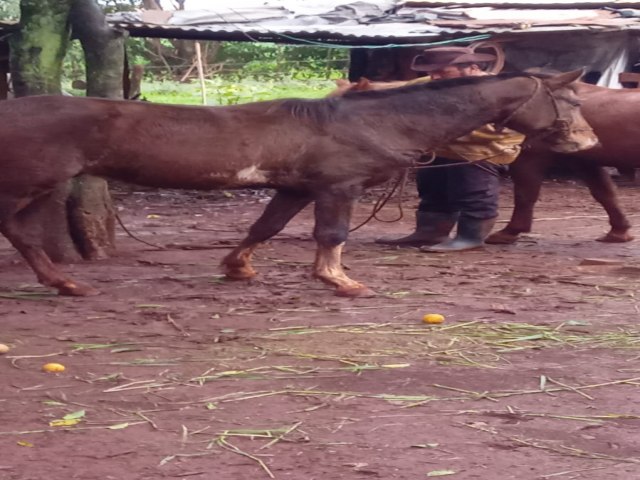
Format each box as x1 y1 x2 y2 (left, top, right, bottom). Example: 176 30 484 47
549 128 599 153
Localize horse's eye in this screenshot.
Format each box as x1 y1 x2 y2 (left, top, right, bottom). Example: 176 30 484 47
559 96 581 107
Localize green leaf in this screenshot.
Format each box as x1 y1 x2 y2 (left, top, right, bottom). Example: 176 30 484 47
50 418 81 427
63 410 86 420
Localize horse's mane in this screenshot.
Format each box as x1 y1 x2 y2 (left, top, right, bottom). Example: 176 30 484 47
274 72 539 126
342 72 537 100
275 97 340 125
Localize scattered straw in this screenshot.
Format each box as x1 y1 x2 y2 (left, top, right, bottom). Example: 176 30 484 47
461 421 640 463
216 436 274 478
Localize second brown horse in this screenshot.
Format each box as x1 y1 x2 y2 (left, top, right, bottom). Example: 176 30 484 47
487 82 640 245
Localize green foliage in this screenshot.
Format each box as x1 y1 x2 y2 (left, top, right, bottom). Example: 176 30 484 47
0 0 20 21
141 77 337 106
95 0 138 14
126 38 151 65
4 0 348 83
63 40 86 81
217 42 349 80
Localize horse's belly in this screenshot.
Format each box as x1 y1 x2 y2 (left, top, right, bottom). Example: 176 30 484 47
570 144 639 168
93 156 294 190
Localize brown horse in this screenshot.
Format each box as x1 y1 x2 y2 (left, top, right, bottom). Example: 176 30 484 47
0 71 596 297
487 82 640 245
335 78 637 246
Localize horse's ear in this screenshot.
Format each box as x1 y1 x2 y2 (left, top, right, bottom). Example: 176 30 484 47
544 68 585 90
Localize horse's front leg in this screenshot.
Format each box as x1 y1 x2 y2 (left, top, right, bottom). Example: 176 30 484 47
312 191 375 297
222 190 312 280
486 152 550 245
581 164 634 243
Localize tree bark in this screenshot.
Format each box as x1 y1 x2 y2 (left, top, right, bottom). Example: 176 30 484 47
65 0 125 260
9 0 72 97
9 0 122 262
0 41 9 99
10 0 82 262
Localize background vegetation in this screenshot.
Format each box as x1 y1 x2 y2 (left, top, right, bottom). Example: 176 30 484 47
2 0 350 104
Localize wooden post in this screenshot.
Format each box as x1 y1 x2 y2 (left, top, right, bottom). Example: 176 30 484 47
195 41 207 105
0 40 8 100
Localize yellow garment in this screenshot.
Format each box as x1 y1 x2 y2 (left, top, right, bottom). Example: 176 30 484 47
435 125 525 165
405 75 526 165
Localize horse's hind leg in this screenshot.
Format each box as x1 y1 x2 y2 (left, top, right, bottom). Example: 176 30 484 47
312 191 375 297
0 193 98 296
581 164 634 243
222 190 312 280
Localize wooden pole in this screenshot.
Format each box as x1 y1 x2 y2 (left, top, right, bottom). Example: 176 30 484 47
195 41 207 105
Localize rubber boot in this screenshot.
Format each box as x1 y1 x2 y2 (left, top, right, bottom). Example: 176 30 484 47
375 211 457 247
421 216 497 252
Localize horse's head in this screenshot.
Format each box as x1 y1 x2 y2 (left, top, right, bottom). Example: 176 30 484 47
499 70 599 153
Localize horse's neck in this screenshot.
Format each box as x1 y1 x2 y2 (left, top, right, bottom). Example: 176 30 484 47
352 81 512 146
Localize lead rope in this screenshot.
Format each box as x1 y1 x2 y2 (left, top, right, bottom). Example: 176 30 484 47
350 145 517 232
349 151 440 232
349 170 408 232
115 211 167 250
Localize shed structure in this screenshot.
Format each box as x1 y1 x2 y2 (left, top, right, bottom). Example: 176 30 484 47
2 0 640 91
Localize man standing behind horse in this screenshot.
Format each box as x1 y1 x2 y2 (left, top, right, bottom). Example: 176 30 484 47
377 46 526 251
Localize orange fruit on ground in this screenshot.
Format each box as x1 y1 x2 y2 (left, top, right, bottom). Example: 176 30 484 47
422 313 445 324
42 363 66 373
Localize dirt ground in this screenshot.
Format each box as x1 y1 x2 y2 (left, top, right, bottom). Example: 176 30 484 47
1 179 640 480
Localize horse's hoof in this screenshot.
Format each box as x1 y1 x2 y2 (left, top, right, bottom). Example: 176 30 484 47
335 285 377 298
57 281 100 297
224 268 257 281
485 230 520 245
596 232 634 243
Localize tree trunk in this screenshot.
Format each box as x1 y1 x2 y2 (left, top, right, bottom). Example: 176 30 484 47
9 0 72 97
0 41 9 99
10 0 82 262
9 0 121 262
65 0 125 260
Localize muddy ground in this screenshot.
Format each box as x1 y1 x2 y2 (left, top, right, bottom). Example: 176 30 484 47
1 179 639 480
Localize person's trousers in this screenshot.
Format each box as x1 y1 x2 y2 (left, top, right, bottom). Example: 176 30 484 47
417 157 501 220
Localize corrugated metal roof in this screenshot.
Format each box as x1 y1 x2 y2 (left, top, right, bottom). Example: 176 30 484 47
106 1 640 45
405 1 640 5
2 1 640 45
